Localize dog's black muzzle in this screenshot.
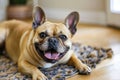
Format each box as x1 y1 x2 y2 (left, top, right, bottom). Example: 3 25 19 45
48 37 59 50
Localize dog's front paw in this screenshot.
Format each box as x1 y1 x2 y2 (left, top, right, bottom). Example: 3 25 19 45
33 70 48 80
78 64 92 75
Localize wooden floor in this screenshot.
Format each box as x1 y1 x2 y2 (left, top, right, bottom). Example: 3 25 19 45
67 24 120 80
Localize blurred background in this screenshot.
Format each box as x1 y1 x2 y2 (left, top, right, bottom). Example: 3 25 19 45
0 0 120 27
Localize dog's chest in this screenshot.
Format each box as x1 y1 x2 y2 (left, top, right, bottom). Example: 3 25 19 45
38 61 57 68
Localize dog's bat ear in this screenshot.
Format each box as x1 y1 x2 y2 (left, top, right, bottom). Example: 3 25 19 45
32 6 46 29
64 12 79 35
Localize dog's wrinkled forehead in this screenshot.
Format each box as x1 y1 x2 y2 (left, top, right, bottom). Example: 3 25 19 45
36 21 71 37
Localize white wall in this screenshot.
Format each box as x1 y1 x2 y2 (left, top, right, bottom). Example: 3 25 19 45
0 0 9 21
37 0 106 25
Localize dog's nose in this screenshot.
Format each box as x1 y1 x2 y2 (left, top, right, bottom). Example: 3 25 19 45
48 37 59 50
48 37 58 43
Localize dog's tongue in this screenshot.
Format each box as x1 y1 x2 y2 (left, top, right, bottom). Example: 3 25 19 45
44 52 60 60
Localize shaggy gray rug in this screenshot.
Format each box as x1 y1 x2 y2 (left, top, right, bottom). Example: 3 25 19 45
0 43 113 80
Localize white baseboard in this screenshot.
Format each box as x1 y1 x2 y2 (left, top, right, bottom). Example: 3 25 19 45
44 8 106 25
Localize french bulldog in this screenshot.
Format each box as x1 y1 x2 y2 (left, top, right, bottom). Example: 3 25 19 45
0 6 91 80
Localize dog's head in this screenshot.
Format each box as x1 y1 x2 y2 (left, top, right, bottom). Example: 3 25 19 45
32 6 79 63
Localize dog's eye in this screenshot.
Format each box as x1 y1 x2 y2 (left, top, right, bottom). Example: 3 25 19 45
39 32 47 38
59 35 67 41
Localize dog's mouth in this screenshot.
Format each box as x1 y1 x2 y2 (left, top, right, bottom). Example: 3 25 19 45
34 43 69 63
44 49 61 60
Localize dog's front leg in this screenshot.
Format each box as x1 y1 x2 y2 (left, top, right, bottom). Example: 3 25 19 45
18 60 47 80
67 53 92 74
